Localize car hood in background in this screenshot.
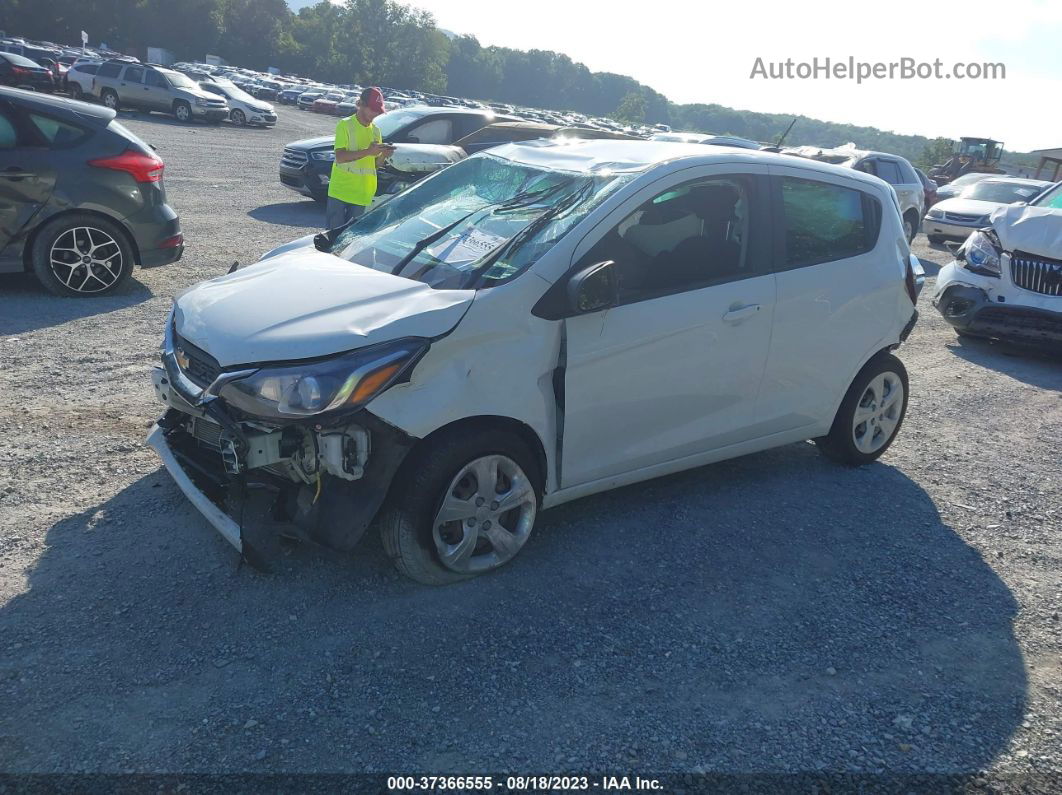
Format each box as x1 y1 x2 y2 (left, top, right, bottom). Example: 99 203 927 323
174 249 473 366
288 134 333 151
991 205 1062 259
933 198 1006 217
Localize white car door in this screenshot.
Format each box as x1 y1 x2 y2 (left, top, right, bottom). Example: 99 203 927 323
756 166 899 436
559 166 777 487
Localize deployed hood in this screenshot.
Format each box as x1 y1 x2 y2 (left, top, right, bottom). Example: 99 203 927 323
174 248 473 367
991 204 1062 258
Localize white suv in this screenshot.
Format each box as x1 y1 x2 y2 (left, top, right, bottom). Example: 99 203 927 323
148 141 921 583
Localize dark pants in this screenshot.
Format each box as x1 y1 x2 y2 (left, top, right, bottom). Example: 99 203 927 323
325 197 366 231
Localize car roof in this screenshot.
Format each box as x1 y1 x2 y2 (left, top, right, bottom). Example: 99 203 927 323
488 138 889 188
0 86 116 125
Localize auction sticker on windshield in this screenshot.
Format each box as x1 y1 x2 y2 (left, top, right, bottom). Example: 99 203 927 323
427 227 508 267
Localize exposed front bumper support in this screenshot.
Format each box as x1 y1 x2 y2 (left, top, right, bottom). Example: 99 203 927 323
146 424 243 553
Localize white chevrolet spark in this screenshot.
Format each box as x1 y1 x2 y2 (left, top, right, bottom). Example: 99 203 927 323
149 140 921 584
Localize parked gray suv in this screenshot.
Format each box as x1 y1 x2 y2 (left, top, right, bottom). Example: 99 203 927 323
93 61 228 123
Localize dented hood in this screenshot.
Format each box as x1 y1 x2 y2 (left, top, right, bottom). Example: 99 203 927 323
174 249 473 367
991 204 1062 258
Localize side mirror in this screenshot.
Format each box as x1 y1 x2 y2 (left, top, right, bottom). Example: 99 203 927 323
567 260 619 315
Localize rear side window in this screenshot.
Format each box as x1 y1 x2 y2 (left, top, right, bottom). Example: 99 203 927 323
123 66 145 83
97 61 122 78
27 113 88 148
781 177 880 267
873 160 904 185
0 108 18 149
75 63 99 75
145 70 167 87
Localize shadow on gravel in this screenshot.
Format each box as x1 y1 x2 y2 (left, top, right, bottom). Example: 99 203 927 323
0 443 1025 774
947 334 1062 388
0 274 153 336
248 201 325 229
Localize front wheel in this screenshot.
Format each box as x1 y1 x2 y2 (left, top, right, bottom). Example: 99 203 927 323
230 108 246 126
815 353 909 466
903 215 917 243
379 428 542 585
173 101 192 122
927 234 946 245
69 83 83 100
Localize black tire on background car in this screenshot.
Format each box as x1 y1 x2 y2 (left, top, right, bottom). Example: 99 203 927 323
173 100 192 122
100 89 119 110
927 234 946 245
815 353 909 466
69 83 83 100
380 427 542 585
30 213 134 297
231 108 246 126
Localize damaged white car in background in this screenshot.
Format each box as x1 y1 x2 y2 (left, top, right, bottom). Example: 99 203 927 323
934 181 1062 348
149 140 921 584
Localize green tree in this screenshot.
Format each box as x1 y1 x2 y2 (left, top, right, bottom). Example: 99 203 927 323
614 91 647 124
918 137 956 171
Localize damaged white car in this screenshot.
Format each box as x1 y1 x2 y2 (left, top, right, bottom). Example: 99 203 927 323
149 140 921 584
934 181 1062 348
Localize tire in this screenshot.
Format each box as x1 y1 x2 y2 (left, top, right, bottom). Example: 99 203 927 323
30 213 134 297
927 235 946 245
173 100 192 122
69 83 83 100
903 214 917 244
815 353 909 466
230 108 246 126
100 89 119 110
379 427 542 585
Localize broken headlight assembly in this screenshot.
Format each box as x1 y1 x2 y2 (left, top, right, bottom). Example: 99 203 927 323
218 338 427 420
960 230 1002 277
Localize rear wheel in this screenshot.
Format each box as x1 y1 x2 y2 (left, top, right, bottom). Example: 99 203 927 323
31 214 134 297
903 214 918 243
100 89 119 110
173 100 192 122
815 354 909 466
380 428 542 585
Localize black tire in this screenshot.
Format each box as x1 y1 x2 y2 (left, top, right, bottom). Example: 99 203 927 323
231 108 246 126
379 427 543 585
927 235 946 245
173 100 192 122
815 353 909 466
30 213 134 297
69 83 83 100
100 89 119 110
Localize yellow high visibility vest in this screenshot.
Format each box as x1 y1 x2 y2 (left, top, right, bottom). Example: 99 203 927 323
328 115 382 206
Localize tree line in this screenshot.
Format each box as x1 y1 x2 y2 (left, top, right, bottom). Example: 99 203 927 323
1 0 1036 166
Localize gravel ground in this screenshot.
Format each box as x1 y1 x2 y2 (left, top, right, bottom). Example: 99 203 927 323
1 106 1060 780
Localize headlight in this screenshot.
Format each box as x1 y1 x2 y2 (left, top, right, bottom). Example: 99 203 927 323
961 230 1002 277
927 208 943 219
194 97 210 106
310 150 335 161
218 338 427 419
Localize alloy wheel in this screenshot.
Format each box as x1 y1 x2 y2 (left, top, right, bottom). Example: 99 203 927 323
48 226 124 294
231 109 245 126
175 103 191 122
851 372 904 454
431 454 536 574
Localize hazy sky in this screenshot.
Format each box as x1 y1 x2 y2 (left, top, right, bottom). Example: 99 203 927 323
400 0 1060 152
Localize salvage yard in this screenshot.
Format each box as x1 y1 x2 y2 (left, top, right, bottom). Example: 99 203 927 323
1 106 1061 777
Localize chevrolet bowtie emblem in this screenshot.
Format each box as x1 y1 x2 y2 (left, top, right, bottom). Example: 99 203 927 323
175 348 190 370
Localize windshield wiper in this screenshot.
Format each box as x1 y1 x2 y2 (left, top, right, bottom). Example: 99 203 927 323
387 181 576 277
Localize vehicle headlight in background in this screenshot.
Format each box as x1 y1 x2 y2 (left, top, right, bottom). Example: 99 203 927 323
194 97 210 106
961 230 1002 277
311 150 336 161
219 338 428 419
927 208 943 219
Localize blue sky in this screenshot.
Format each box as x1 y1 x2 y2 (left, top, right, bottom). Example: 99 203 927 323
289 0 1061 151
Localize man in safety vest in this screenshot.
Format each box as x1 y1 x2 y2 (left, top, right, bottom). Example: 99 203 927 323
325 86 395 230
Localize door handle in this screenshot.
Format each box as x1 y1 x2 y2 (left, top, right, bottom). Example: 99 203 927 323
722 304 761 323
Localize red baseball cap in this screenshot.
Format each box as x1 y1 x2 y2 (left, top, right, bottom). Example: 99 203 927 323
361 87 385 114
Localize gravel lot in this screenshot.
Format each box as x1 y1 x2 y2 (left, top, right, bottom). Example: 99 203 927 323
1 106 1060 780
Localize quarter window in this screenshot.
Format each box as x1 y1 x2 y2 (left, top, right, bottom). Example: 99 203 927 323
27 113 87 148
581 176 755 301
781 177 879 267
